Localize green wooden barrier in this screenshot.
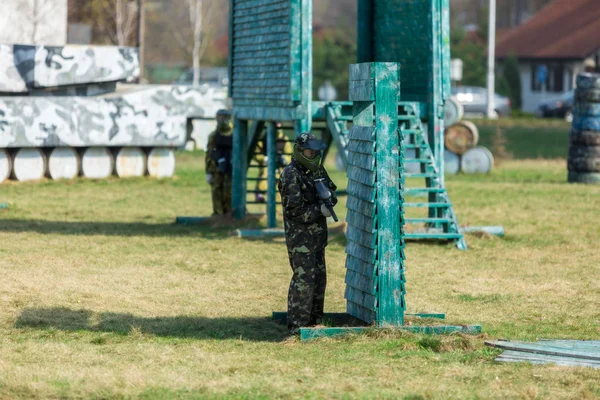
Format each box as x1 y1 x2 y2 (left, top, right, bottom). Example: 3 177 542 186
229 0 312 224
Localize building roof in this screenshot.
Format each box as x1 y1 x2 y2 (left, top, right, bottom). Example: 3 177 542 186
496 0 600 60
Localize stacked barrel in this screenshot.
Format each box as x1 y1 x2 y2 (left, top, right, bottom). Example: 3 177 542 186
569 73 600 184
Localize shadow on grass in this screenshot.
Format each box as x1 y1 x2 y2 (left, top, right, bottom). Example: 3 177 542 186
15 307 290 342
0 218 261 239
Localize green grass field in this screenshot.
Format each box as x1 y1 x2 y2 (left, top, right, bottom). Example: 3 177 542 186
0 151 599 399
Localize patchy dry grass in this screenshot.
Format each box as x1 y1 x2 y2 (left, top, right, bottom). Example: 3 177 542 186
0 152 599 399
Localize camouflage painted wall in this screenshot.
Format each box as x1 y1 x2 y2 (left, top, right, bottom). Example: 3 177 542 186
0 44 139 93
0 84 216 148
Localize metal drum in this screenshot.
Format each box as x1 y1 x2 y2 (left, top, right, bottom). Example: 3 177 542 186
444 96 464 127
12 148 47 182
445 120 479 155
461 146 494 174
0 149 11 183
444 150 461 175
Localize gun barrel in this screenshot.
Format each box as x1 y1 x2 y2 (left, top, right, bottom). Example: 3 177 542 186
328 203 339 222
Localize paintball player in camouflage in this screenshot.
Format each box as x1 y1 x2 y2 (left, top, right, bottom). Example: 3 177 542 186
253 122 293 202
205 110 233 215
278 133 338 334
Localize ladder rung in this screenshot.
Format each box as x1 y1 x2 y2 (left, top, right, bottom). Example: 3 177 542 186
403 144 429 149
403 188 445 195
405 233 463 239
401 129 421 134
404 173 438 178
405 218 452 224
404 158 433 163
404 202 451 208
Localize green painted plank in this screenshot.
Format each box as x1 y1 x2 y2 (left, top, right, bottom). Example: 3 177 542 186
234 8 289 25
175 216 211 225
345 255 375 278
345 270 376 295
346 209 376 231
373 62 404 327
266 122 277 228
405 233 462 240
300 325 482 341
347 301 375 324
236 228 285 238
405 218 451 224
345 240 377 265
485 341 600 361
348 125 375 141
347 139 376 155
346 196 375 218
347 152 374 170
346 165 376 187
347 179 376 203
349 63 372 81
232 119 249 220
234 1 288 15
345 224 376 249
405 202 450 208
344 285 376 309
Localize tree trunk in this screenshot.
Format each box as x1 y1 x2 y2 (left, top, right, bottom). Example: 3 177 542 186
188 0 203 87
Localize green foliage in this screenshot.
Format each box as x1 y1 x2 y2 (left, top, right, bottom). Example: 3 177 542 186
500 54 523 110
450 28 486 87
313 29 356 101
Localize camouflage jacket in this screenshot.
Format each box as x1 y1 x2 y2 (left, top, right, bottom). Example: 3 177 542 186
278 159 337 253
205 128 233 175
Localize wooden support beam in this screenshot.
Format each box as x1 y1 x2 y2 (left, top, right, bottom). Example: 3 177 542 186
300 325 482 341
266 122 277 228
232 119 249 220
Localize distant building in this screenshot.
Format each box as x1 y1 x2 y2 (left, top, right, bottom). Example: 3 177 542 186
0 0 68 45
496 0 600 112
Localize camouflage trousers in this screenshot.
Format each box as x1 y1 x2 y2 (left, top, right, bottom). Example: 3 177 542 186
210 173 232 215
287 250 327 333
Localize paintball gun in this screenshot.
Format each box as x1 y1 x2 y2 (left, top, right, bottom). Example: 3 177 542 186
314 178 338 222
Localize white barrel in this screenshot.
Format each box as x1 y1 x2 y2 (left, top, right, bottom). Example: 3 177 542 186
444 150 461 175
147 148 176 178
0 149 12 184
48 147 80 180
461 146 495 174
444 96 465 126
12 148 47 182
81 147 114 179
115 147 147 178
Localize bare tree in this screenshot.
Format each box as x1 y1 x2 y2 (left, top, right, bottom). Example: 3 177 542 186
17 0 62 44
188 0 202 87
101 0 139 46
167 0 217 87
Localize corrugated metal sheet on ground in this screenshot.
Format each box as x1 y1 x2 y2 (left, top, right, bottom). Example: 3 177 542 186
486 340 600 369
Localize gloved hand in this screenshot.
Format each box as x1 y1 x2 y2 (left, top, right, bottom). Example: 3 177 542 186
205 173 213 184
320 203 332 218
264 156 269 163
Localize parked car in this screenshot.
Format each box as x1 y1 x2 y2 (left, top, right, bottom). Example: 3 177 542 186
535 91 574 122
451 86 511 118
173 67 229 87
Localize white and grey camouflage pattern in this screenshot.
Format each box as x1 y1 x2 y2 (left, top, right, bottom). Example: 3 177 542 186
0 84 216 148
0 44 139 93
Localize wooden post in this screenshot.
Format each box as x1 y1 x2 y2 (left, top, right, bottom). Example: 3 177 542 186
266 122 277 228
232 118 248 220
373 63 404 327
345 63 405 327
